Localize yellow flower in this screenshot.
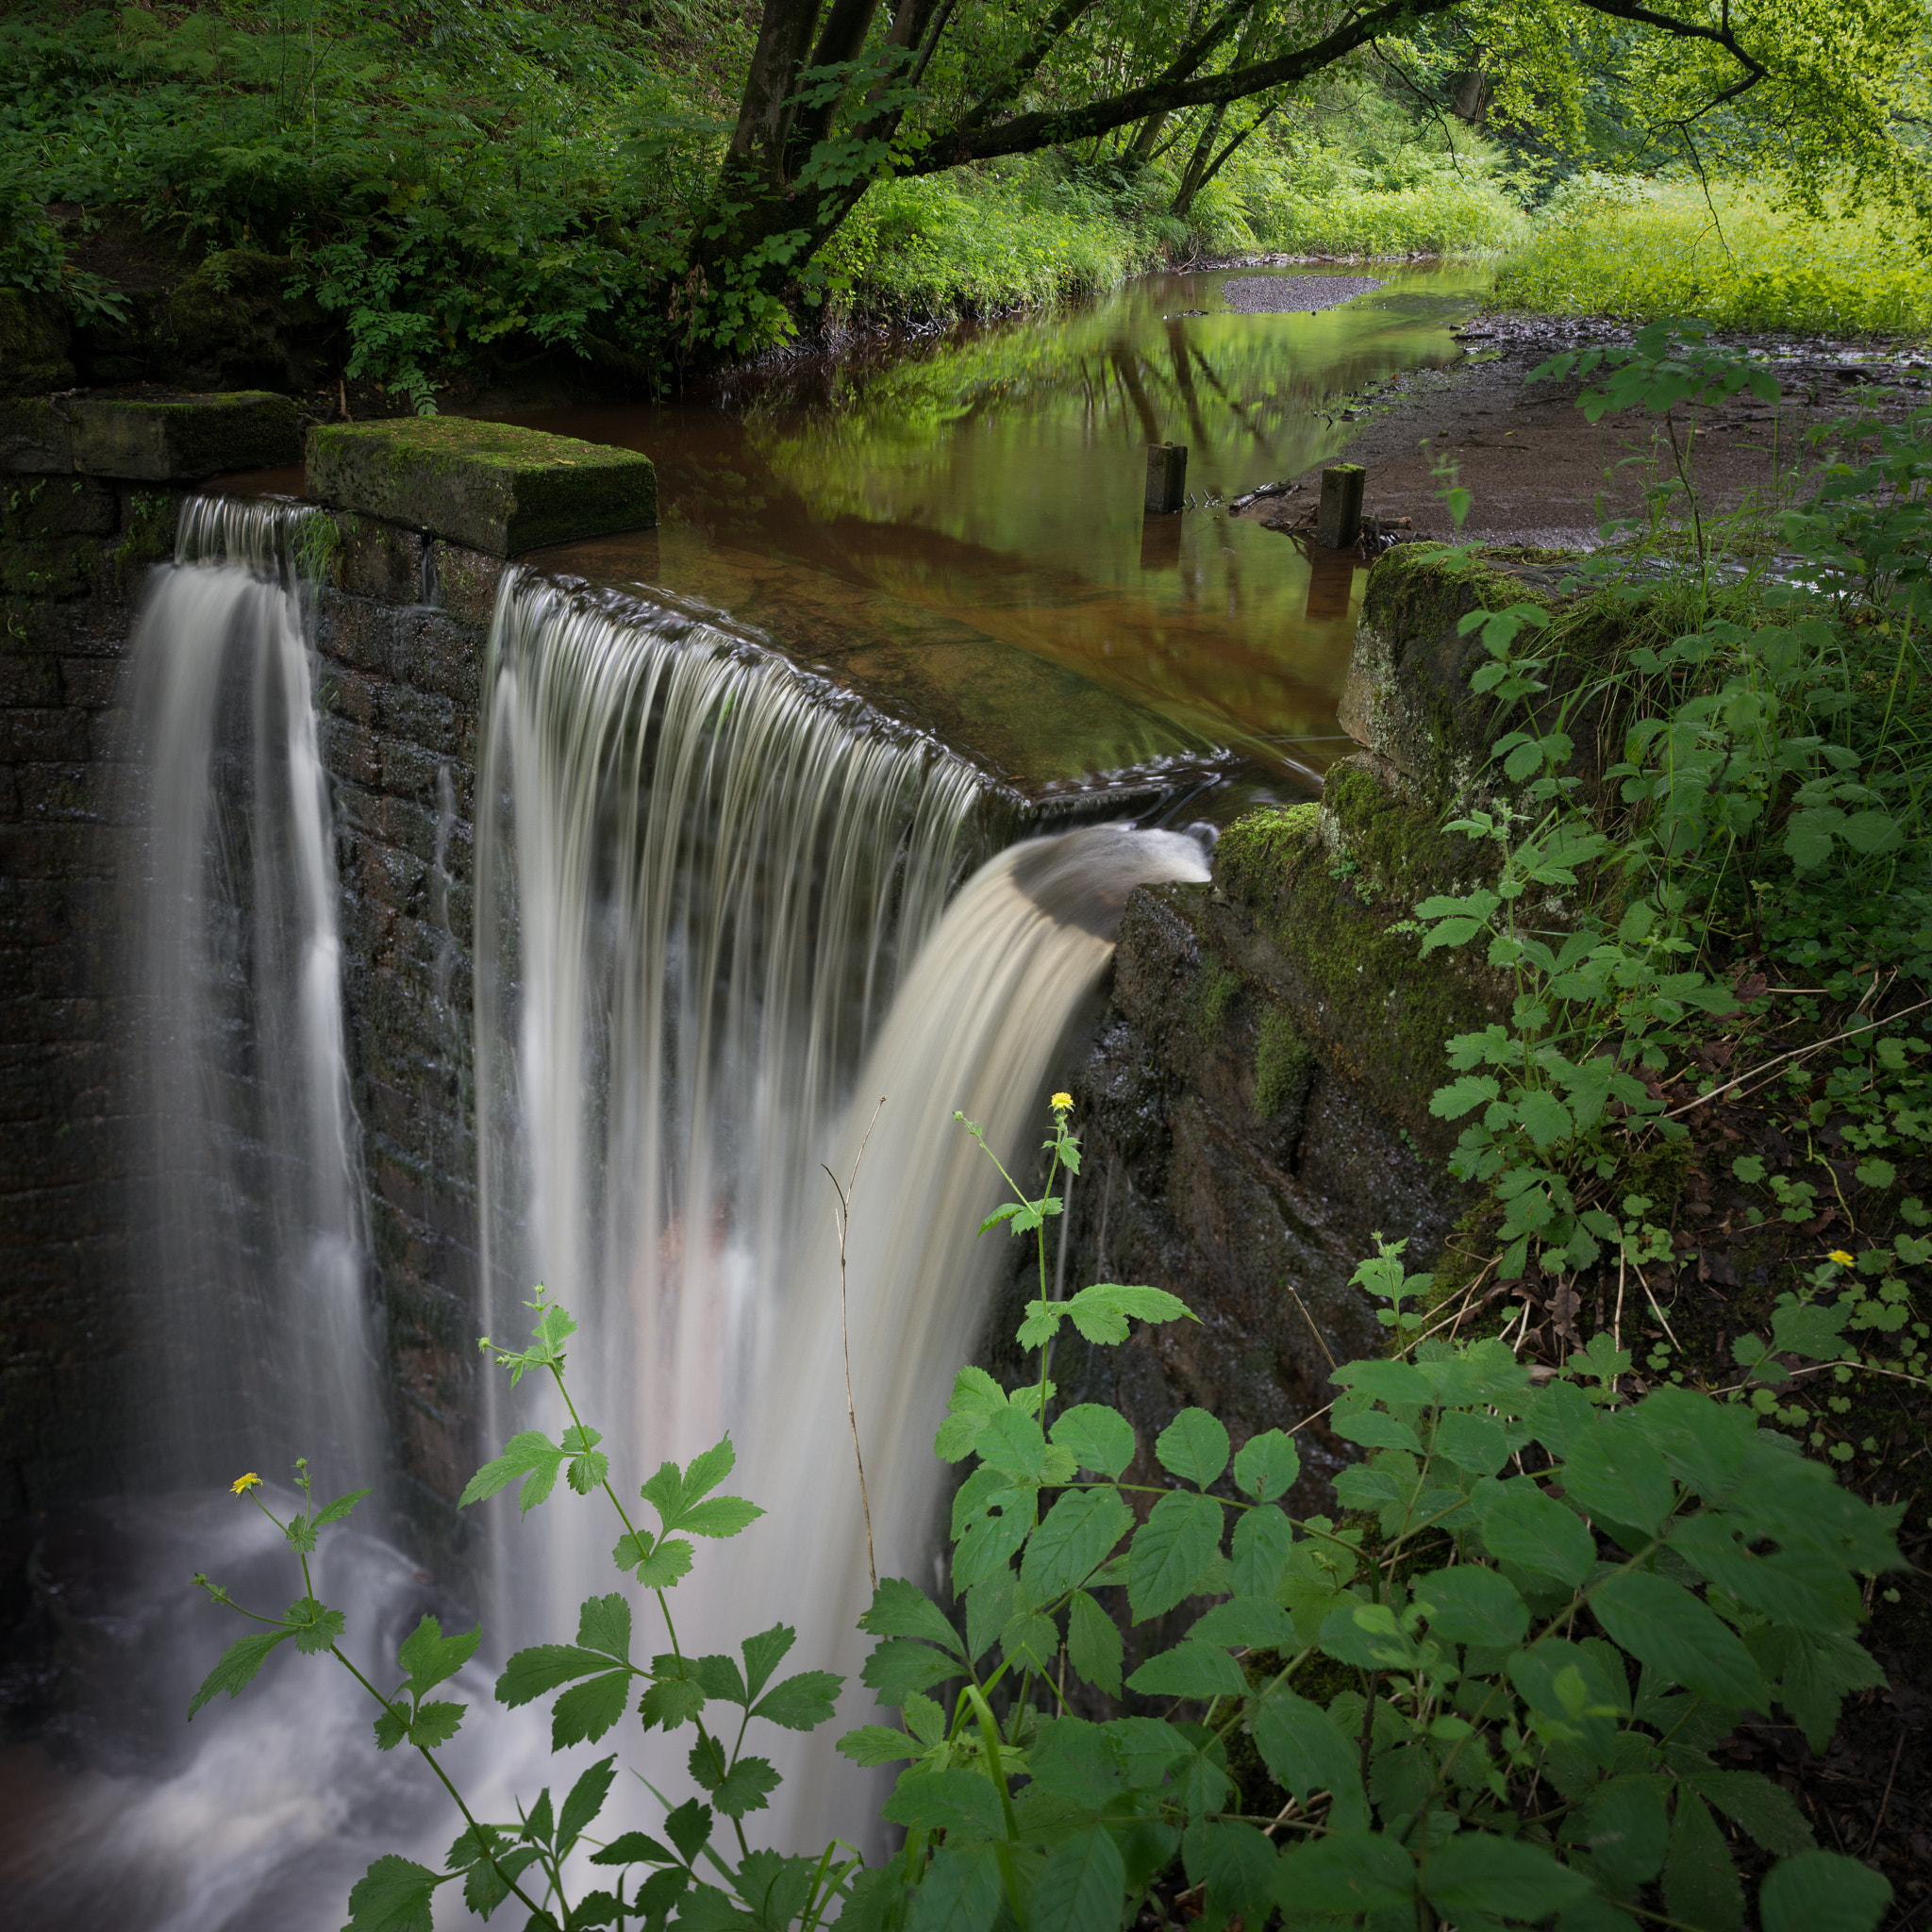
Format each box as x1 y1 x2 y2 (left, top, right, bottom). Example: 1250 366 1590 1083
231 1472 262 1495
1051 1091 1073 1111
1827 1250 1856 1266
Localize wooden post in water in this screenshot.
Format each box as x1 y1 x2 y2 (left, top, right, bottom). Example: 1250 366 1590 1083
1316 463 1365 547
1144 441 1188 514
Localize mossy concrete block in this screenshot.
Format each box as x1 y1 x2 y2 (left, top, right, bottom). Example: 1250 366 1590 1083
70 391 301 481
306 417 657 557
1 399 75 475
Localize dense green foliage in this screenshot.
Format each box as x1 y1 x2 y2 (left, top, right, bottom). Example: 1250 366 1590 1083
1494 177 1932 337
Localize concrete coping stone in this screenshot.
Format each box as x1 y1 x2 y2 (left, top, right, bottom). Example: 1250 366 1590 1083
306 417 658 558
69 391 302 480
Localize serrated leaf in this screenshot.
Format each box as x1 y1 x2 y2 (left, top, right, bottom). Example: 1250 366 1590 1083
1157 1409 1231 1487
751 1670 840 1731
1231 1429 1300 1501
1664 1791 1742 1932
397 1614 482 1698
1271 1829 1409 1915
1433 1408 1508 1475
1410 1564 1528 1646
837 1724 920 1766
1594 1572 1767 1708
1758 1852 1892 1932
1477 1480 1595 1585
1063 1282 1195 1344
495 1644 615 1707
881 1768 1007 1838
1516 1088 1576 1147
1563 1422 1675 1536
636 1538 694 1590
313 1488 372 1529
1229 1507 1293 1598
1587 1775 1671 1886
689 1747 780 1818
588 1830 678 1868
1189 1593 1295 1649
1250 1687 1368 1831
1126 1641 1247 1700
459 1429 567 1513
576 1592 631 1660
975 1405 1053 1485
680 1495 763 1539
1066 1590 1123 1697
406 1700 464 1749
936 1367 1010 1461
1332 1408 1423 1453
861 1638 961 1703
1031 1828 1126 1932
344 1855 441 1932
640 1674 708 1731
1423 1835 1590 1920
663 1798 712 1864
904 1844 1000 1932
859 1578 966 1657
1432 1074 1500 1119
286 1596 346 1655
1050 1404 1135 1478
1021 1485 1131 1600
188 1628 291 1720
553 1671 633 1748
559 1753 617 1849
1128 1491 1224 1620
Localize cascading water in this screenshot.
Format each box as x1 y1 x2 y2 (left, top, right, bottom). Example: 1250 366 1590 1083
129 495 380 1492
475 567 1211 1850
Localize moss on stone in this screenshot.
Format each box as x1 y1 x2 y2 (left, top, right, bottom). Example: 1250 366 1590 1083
72 391 301 480
0 290 75 397
1255 1004 1316 1119
1190 946 1241 1043
111 491 182 594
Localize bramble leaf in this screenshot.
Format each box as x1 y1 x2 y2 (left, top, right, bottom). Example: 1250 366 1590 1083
1127 1491 1223 1620
1156 1409 1230 1487
1231 1428 1300 1501
1050 1404 1136 1478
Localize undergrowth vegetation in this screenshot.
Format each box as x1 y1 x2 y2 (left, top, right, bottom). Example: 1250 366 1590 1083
1493 177 1932 339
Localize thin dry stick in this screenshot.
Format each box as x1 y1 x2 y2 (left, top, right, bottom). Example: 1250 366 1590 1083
1635 1263 1683 1353
1286 1278 1337 1370
824 1095 887 1595
1613 1251 1627 1357
1663 994 1932 1118
1861 1731 1907 1856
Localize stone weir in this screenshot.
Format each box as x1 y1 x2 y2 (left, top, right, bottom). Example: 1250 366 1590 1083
0 391 1230 1563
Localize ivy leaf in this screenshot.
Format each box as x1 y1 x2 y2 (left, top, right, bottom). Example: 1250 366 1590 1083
188 1628 291 1720
1156 1409 1231 1487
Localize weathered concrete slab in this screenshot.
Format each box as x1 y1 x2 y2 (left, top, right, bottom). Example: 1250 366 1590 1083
70 391 301 480
307 417 657 556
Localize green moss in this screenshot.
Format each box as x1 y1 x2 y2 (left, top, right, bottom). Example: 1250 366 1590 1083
111 491 181 594
1191 947 1241 1043
292 508 344 589
1212 802 1321 884
1256 1004 1316 1119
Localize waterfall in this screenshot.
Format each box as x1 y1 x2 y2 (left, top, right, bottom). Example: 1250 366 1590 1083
475 563 1211 1847
128 493 380 1496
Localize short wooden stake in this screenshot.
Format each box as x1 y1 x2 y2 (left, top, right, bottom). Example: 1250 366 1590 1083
1316 463 1365 547
1144 441 1188 514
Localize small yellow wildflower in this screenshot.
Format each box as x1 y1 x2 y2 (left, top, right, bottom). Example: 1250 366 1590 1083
1827 1250 1856 1266
1051 1091 1073 1111
231 1472 262 1495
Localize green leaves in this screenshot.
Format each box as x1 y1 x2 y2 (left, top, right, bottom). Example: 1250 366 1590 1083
1232 1428 1299 1501
1021 1486 1131 1601
459 1429 577 1514
1127 1491 1223 1620
495 1594 635 1749
397 1614 479 1699
1051 1404 1136 1478
1758 1853 1893 1932
188 1628 293 1720
1476 1478 1597 1585
1018 1282 1195 1351
1156 1408 1229 1487
1592 1572 1768 1710
344 1856 442 1932
1031 1828 1126 1932
1424 1837 1590 1921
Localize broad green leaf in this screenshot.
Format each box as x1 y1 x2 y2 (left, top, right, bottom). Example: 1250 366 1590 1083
905 1844 1001 1932
1671 1515 1861 1634
1000 1607 1058 1672
1433 1408 1508 1476
404 1701 464 1749
861 1638 960 1703
858 1580 965 1658
285 1597 347 1656
1231 1428 1300 1501
936 1368 1009 1462
1066 1589 1123 1697
1063 1282 1195 1343
458 1429 567 1513
1189 1594 1295 1649
559 1754 616 1849
1272 1830 1411 1916
1229 1507 1293 1598
1678 1763 1813 1855
1587 1776 1671 1886
576 1592 631 1660
751 1670 840 1731
552 1671 632 1747
1329 1358 1432 1407
1050 1404 1136 1478
313 1488 372 1528
1627 1387 1753 1499
1593 1572 1768 1708
1563 1422 1675 1536
1477 1480 1596 1585
1664 1792 1743 1932
640 1672 708 1731
1029 1716 1124 1807
1758 1852 1892 1932
1182 1819 1278 1927
975 1406 1053 1485
1410 1564 1528 1646
1157 1409 1231 1487
1125 1641 1248 1700
344 1856 441 1932
1023 1485 1131 1600
188 1628 291 1720
636 1537 695 1591
1332 1408 1423 1454
1424 1836 1590 1920
1128 1491 1224 1620
1318 1600 1418 1672
1106 1715 1194 1791
1250 1686 1368 1831
688 1745 780 1818
880 1767 1007 1839
675 1883 750 1932
1745 1624 1884 1749
837 1724 919 1766
395 1615 480 1701
1031 1828 1126 1932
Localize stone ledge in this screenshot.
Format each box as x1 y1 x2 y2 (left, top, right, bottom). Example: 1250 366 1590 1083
70 391 302 481
307 417 657 557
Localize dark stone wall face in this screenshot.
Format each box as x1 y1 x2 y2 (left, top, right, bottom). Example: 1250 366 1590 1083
0 484 498 1577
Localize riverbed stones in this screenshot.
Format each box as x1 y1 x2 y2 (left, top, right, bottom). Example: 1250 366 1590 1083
69 391 301 481
307 417 658 556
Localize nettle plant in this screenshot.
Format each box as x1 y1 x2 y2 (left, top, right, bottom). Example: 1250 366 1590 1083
838 1112 1904 1932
